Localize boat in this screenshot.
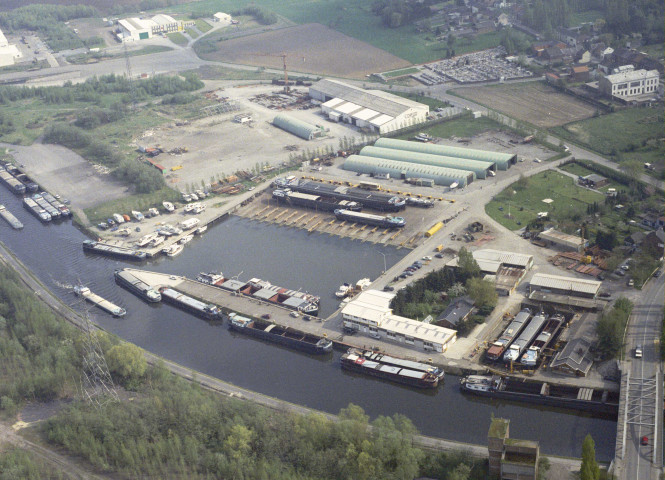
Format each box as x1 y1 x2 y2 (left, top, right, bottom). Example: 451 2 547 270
195 225 207 235
449 182 459 189
273 189 363 212
405 197 434 208
0 204 23 229
275 177 405 212
148 207 159 217
197 272 225 285
74 285 126 317
192 204 206 214
460 374 619 415
163 201 175 212
340 348 441 388
118 228 131 237
520 314 564 367
82 240 147 261
41 192 70 217
485 308 532 361
0 167 27 194
355 349 444 380
179 218 200 230
228 313 333 354
162 243 184 257
112 213 125 224
335 283 351 298
183 202 198 213
150 236 165 247
136 232 159 247
114 268 161 303
131 210 144 221
12 170 39 192
33 194 60 219
159 287 222 321
158 224 182 236
179 234 194 245
334 209 405 229
22 197 51 222
503 313 547 363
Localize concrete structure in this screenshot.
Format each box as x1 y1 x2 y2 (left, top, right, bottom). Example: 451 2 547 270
213 12 232 24
343 155 474 187
341 290 457 353
310 79 429 134
529 273 601 299
538 228 587 252
599 67 659 99
272 114 324 140
446 249 533 295
374 137 516 170
359 145 496 179
437 297 474 329
488 418 539 480
0 28 22 67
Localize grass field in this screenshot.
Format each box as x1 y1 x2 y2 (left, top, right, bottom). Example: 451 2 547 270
391 92 449 109
84 187 182 224
383 67 420 78
187 28 200 39
168 32 188 46
570 10 603 25
410 115 504 139
485 170 604 231
195 18 213 33
558 162 624 192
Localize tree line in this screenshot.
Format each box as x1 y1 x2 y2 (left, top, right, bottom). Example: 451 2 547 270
595 297 633 359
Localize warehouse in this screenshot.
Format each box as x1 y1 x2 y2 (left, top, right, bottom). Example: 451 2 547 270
374 138 516 170
538 228 587 252
273 114 325 140
342 290 457 353
309 79 429 134
118 18 154 41
529 273 601 299
343 155 474 187
359 145 496 179
446 249 533 295
0 29 21 67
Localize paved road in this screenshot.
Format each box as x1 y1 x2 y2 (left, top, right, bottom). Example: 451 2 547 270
617 275 664 480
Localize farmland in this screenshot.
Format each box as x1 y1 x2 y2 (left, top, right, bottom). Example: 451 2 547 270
195 23 410 78
455 81 598 128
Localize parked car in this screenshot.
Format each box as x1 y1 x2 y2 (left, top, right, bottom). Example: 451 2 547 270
627 278 634 287
97 222 108 230
261 313 271 320
654 270 662 278
435 253 444 258
641 436 649 446
383 286 395 292
289 311 300 318
634 345 642 358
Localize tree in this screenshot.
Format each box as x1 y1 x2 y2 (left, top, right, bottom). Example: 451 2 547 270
457 247 480 281
107 343 147 384
466 277 497 308
580 434 600 480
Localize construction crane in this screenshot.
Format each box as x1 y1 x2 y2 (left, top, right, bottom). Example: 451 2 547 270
248 52 291 92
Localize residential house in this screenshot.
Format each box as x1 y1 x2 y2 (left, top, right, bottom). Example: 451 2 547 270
571 65 590 81
437 297 474 330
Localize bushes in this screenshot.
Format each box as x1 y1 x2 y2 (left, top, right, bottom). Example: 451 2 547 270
595 298 633 359
231 6 278 25
43 123 123 167
113 159 166 194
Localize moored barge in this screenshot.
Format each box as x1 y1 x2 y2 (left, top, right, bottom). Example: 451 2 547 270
228 313 333 354
114 268 161 303
82 240 147 261
272 189 363 212
159 287 223 321
23 197 51 222
334 209 405 229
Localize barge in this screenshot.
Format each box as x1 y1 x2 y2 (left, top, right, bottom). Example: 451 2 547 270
74 285 126 317
503 312 547 363
159 287 223 321
82 240 147 261
228 313 333 354
0 204 23 229
0 167 27 194
275 177 405 212
485 308 532 361
460 375 619 416
334 209 405 229
340 348 441 388
41 192 71 217
23 197 51 222
520 314 564 367
272 189 363 212
33 194 60 220
114 268 161 303
354 349 444 381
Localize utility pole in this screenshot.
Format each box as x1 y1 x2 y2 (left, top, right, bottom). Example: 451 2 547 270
123 41 138 109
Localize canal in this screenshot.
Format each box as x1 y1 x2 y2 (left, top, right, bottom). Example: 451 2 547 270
0 190 616 460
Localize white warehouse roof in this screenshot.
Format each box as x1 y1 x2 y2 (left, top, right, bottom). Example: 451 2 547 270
381 315 457 346
539 228 586 249
530 273 601 296
472 249 533 268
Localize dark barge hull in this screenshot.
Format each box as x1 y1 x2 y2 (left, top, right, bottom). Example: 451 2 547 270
114 270 161 303
340 359 439 389
82 240 147 261
159 289 222 321
290 181 404 212
228 320 332 354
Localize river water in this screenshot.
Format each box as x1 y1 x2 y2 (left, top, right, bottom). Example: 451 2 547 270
0 190 616 460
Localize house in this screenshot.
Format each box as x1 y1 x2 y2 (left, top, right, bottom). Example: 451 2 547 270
576 50 591 64
545 72 560 84
639 213 660 229
550 337 593 376
578 173 608 188
571 65 590 81
643 228 664 253
624 231 646 247
437 297 474 329
496 13 510 26
213 12 232 25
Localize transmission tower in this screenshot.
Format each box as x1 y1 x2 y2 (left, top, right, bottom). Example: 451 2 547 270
123 41 138 109
79 310 119 409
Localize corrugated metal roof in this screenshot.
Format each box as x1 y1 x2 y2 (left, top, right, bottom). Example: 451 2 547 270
540 228 585 247
374 138 515 169
254 288 278 300
283 296 308 308
344 155 473 187
335 101 363 115
472 249 533 268
353 108 381 121
322 97 345 108
310 79 428 118
273 114 319 140
220 279 246 291
369 114 394 126
381 315 456 346
530 273 601 295
360 145 494 179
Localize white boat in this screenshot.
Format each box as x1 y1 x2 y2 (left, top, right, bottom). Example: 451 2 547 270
335 283 351 298
179 234 194 245
112 213 125 224
151 236 165 247
163 201 175 212
189 193 199 201
184 202 198 213
192 204 206 214
195 189 206 198
131 210 144 221
163 243 184 257
449 182 459 189
74 285 126 317
195 225 207 235
137 232 158 247
118 228 131 237
148 207 159 217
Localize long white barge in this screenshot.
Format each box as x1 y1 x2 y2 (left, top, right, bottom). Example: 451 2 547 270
0 204 23 229
74 285 126 317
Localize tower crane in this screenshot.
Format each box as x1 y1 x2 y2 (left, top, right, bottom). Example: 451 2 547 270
248 52 291 92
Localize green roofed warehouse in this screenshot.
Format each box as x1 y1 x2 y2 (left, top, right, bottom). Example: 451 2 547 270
273 114 325 141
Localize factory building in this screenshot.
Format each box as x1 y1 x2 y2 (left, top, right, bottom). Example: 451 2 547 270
529 273 601 299
359 145 496 179
273 114 325 140
374 138 516 170
118 14 189 42
343 155 474 187
598 67 659 99
0 29 21 67
213 12 233 24
341 290 457 353
309 79 429 134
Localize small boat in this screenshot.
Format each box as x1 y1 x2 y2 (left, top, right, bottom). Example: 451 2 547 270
335 283 351 298
179 234 194 245
192 204 206 214
131 210 144 221
449 182 459 189
148 207 159 217
112 213 125 224
184 202 198 213
118 228 131 237
195 225 207 235
136 232 159 247
151 236 165 247
163 201 175 212
163 243 184 257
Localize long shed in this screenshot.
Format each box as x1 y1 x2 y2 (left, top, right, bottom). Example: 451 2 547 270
343 155 474 187
360 145 495 179
374 138 516 170
273 114 322 140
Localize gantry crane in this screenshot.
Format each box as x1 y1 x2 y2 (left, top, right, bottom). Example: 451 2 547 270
248 52 290 92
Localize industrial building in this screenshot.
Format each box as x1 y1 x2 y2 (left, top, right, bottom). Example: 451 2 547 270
343 155 474 187
0 29 21 67
374 138 516 170
598 67 659 99
359 145 496 179
341 290 457 353
309 79 429 134
446 249 534 295
538 228 587 252
118 14 190 42
488 418 540 480
529 273 601 299
273 114 325 140
213 12 232 24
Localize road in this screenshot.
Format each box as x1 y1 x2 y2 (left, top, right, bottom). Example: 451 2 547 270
617 274 664 480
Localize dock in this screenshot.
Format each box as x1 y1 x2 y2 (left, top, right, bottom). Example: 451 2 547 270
0 204 23 229
74 286 126 317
